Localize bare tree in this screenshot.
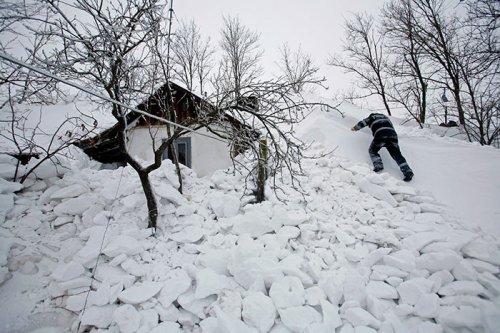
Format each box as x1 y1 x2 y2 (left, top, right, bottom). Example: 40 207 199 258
9 0 176 229
328 13 392 115
278 43 321 94
205 73 333 202
409 0 467 125
218 15 263 100
382 0 431 125
171 19 214 94
457 0 499 145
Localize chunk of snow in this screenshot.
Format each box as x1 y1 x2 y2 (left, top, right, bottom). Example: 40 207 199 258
366 295 395 321
178 290 217 319
157 269 192 307
51 261 85 282
415 251 461 272
320 299 342 330
344 307 380 329
355 179 397 207
80 305 117 328
382 250 416 272
103 235 143 258
208 192 240 218
437 306 481 330
365 281 398 299
242 292 277 333
0 194 14 224
118 281 163 304
359 248 392 268
53 196 94 216
94 264 135 287
121 258 148 277
121 193 145 209
195 268 238 299
397 278 434 305
438 281 485 296
150 322 181 333
400 232 446 252
138 309 160 333
155 183 186 206
452 259 479 281
170 225 207 243
269 276 305 309
66 293 87 312
0 178 23 194
305 286 327 306
414 293 440 318
462 241 500 266
230 257 283 289
50 183 88 199
0 266 12 285
278 305 322 332
232 213 279 237
214 306 259 333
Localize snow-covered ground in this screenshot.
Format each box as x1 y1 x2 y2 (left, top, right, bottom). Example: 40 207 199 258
1 100 499 333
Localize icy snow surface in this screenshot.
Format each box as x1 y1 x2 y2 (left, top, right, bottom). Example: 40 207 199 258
1 101 500 333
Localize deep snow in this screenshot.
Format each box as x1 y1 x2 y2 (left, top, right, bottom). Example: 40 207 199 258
0 100 499 333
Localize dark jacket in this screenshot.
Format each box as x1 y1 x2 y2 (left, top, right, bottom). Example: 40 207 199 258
353 113 397 139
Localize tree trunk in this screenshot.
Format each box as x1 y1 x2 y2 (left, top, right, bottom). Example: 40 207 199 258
256 139 268 203
137 170 158 229
168 142 183 193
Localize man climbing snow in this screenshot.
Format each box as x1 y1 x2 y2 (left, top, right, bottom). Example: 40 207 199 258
351 113 414 182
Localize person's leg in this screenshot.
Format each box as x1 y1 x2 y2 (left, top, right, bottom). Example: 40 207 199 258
368 140 385 172
385 139 414 181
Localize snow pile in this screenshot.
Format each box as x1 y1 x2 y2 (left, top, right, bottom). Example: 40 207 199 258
1 134 500 333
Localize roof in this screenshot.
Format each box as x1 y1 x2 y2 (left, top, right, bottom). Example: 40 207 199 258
74 81 258 163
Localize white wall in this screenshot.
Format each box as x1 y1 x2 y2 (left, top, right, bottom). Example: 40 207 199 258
126 126 233 177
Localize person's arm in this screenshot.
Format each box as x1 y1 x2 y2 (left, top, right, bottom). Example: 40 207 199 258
351 115 371 131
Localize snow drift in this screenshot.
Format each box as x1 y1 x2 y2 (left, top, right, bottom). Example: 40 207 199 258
0 101 499 333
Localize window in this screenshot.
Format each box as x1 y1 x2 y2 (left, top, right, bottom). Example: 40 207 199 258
162 137 192 168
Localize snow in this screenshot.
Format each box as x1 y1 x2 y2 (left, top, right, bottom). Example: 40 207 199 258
1 98 500 333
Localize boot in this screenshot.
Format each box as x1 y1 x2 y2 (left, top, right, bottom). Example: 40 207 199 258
403 171 414 182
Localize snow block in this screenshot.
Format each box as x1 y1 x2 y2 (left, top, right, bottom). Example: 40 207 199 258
365 281 398 299
344 307 380 329
80 305 117 328
230 257 283 289
50 183 88 199
51 261 85 282
396 278 434 305
195 268 238 299
155 183 186 206
415 251 461 272
53 196 94 216
103 235 143 258
269 276 306 309
242 292 277 333
438 281 485 296
0 178 23 194
118 281 163 304
157 269 192 307
278 305 322 332
208 192 240 218
355 179 397 207
0 194 14 224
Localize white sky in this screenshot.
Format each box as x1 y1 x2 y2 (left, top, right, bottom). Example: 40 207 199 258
173 0 388 98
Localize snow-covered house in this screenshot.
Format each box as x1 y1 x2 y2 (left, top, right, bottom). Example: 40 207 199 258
75 81 257 177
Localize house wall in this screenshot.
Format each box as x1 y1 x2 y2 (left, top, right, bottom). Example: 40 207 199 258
126 126 233 177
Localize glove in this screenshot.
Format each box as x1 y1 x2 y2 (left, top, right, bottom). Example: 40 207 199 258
351 127 357 131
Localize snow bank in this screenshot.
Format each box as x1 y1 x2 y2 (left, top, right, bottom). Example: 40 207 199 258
1 100 499 333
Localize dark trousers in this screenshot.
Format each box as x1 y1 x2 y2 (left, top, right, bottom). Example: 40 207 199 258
369 138 412 175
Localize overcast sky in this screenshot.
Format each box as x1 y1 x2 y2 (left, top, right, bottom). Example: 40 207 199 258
173 0 389 98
